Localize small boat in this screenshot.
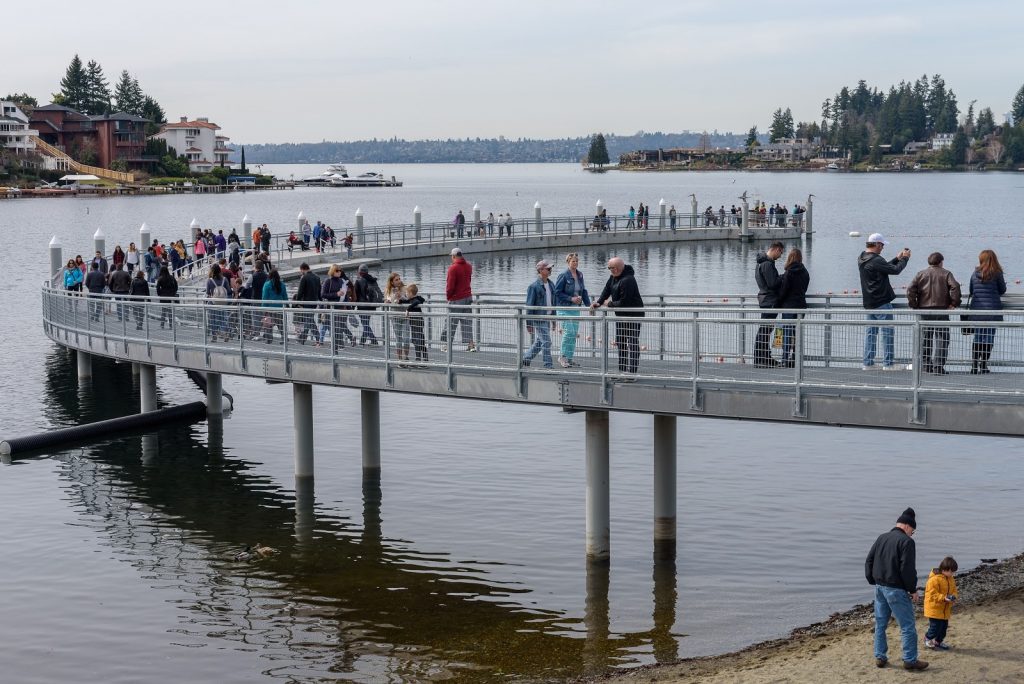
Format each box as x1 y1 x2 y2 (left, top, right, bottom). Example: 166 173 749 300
328 171 403 188
825 162 840 172
299 164 349 183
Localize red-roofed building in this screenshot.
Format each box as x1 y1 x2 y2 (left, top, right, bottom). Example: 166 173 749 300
152 116 233 173
29 104 151 169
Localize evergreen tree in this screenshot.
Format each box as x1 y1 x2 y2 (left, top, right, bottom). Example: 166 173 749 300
140 96 165 135
745 125 759 148
1012 83 1024 125
950 128 968 166
964 100 976 136
83 60 111 115
587 133 610 167
240 146 247 172
976 107 996 138
114 70 143 115
4 92 38 107
768 108 794 142
58 54 88 112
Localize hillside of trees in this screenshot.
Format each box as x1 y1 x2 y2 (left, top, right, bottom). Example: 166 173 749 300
238 130 748 164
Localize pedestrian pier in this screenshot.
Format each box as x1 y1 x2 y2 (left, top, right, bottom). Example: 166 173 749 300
40 266 1024 560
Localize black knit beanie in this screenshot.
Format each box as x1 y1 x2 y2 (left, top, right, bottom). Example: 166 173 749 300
896 507 917 529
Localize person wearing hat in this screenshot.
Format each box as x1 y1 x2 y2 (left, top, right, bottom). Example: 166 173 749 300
442 248 476 352
858 234 911 370
522 260 556 368
865 507 927 671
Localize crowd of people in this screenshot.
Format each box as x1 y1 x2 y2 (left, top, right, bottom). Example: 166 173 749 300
754 233 1007 374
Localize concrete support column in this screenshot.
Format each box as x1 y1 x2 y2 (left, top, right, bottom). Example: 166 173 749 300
534 201 543 236
139 223 151 253
139 363 157 413
741 197 750 239
76 350 92 380
805 194 814 237
93 228 105 260
131 362 140 376
653 414 677 559
293 383 314 478
659 198 666 229
206 372 224 415
356 208 365 244
690 194 698 227
242 214 253 250
49 236 63 281
412 206 421 241
585 410 610 560
472 202 481 231
361 389 381 475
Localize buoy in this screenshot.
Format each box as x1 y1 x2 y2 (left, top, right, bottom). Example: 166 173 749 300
717 356 725 363
849 231 861 237
1017 280 1021 285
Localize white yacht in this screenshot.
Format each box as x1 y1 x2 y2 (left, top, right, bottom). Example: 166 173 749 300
300 164 349 183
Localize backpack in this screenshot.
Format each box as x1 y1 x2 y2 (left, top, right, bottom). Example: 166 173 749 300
363 277 383 304
211 277 229 299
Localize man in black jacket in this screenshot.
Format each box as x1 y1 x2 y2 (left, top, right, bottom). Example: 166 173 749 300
592 257 644 376
245 260 268 339
865 507 927 671
293 263 321 345
754 241 785 367
354 263 381 345
84 262 107 321
108 263 132 322
858 233 911 370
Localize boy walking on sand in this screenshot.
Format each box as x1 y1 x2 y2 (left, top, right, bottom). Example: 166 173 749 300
924 556 959 650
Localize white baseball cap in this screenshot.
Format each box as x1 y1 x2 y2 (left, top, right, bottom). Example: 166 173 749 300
867 233 888 245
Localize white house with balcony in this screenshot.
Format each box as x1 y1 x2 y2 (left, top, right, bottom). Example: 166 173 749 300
151 116 234 173
931 133 955 150
0 101 39 155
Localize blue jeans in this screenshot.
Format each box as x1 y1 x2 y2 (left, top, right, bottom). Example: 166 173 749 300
863 303 895 367
925 617 948 643
524 321 552 367
874 585 918 664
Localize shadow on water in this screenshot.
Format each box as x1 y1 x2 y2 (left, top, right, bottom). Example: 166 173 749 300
35 349 683 681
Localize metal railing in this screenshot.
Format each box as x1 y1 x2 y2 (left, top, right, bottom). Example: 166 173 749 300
41 285 1024 411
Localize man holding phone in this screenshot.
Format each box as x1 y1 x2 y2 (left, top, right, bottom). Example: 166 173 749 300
858 233 911 370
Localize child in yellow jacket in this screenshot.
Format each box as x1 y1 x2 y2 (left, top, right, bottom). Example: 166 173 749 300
924 556 958 650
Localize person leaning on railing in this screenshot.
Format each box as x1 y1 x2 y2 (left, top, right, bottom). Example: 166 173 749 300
858 233 910 371
776 248 809 368
906 252 960 375
967 250 1007 375
591 257 644 377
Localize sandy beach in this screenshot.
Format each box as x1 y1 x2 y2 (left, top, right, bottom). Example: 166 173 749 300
608 554 1024 683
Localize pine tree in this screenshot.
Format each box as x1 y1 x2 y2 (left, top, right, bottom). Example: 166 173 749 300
768 108 794 142
976 107 996 138
1012 83 1024 126
84 60 111 115
588 133 609 167
950 128 968 166
58 54 88 112
240 146 247 173
745 125 759 148
114 70 142 115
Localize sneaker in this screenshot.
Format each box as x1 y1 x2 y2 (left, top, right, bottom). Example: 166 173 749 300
924 638 936 649
933 642 951 651
883 364 910 371
862 364 881 371
903 660 929 671
558 357 571 368
467 343 477 352
875 657 888 668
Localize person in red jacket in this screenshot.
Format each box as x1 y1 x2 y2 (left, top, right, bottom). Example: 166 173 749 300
442 248 476 351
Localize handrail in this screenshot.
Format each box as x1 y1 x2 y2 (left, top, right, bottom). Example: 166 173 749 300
31 134 135 184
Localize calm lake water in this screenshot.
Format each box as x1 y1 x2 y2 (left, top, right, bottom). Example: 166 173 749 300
2 165 1023 682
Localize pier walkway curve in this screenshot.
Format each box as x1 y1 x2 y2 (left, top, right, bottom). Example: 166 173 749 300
41 276 1024 560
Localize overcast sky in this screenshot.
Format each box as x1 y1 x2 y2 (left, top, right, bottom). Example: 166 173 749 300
10 1 1024 143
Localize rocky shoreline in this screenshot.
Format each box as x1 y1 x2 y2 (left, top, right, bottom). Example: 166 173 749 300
600 552 1024 682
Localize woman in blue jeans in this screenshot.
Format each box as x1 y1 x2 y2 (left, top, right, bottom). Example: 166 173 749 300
553 253 591 368
968 249 1006 374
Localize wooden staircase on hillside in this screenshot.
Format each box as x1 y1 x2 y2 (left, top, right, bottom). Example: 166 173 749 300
31 135 135 184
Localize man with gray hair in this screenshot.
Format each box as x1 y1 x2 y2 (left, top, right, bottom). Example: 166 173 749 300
907 252 961 374
591 257 645 376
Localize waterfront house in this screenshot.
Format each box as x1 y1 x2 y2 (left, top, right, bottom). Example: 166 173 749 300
904 141 930 155
931 133 955 150
750 137 820 162
152 117 234 173
29 104 151 169
0 101 38 155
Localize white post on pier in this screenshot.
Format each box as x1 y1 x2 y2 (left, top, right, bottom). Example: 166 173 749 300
93 228 105 259
187 218 198 243
139 364 157 413
653 415 677 559
585 410 610 561
805 194 814 237
595 199 603 232
242 214 252 250
534 201 543 236
49 236 63 280
293 382 314 478
361 389 381 476
413 205 421 241
355 208 365 244
140 223 152 252
297 210 306 241
472 202 481 231
690 194 698 227
741 195 750 239
659 198 666 229
206 372 224 415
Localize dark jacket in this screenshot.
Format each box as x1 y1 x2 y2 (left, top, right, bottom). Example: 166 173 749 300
553 269 591 307
354 272 380 309
156 274 178 299
405 294 425 315
907 266 961 309
294 271 322 306
858 251 909 309
129 277 150 297
968 270 1006 322
108 268 132 294
84 269 107 294
320 275 346 302
776 262 810 309
754 252 782 307
525 278 556 320
865 527 917 593
249 270 268 301
596 265 644 317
